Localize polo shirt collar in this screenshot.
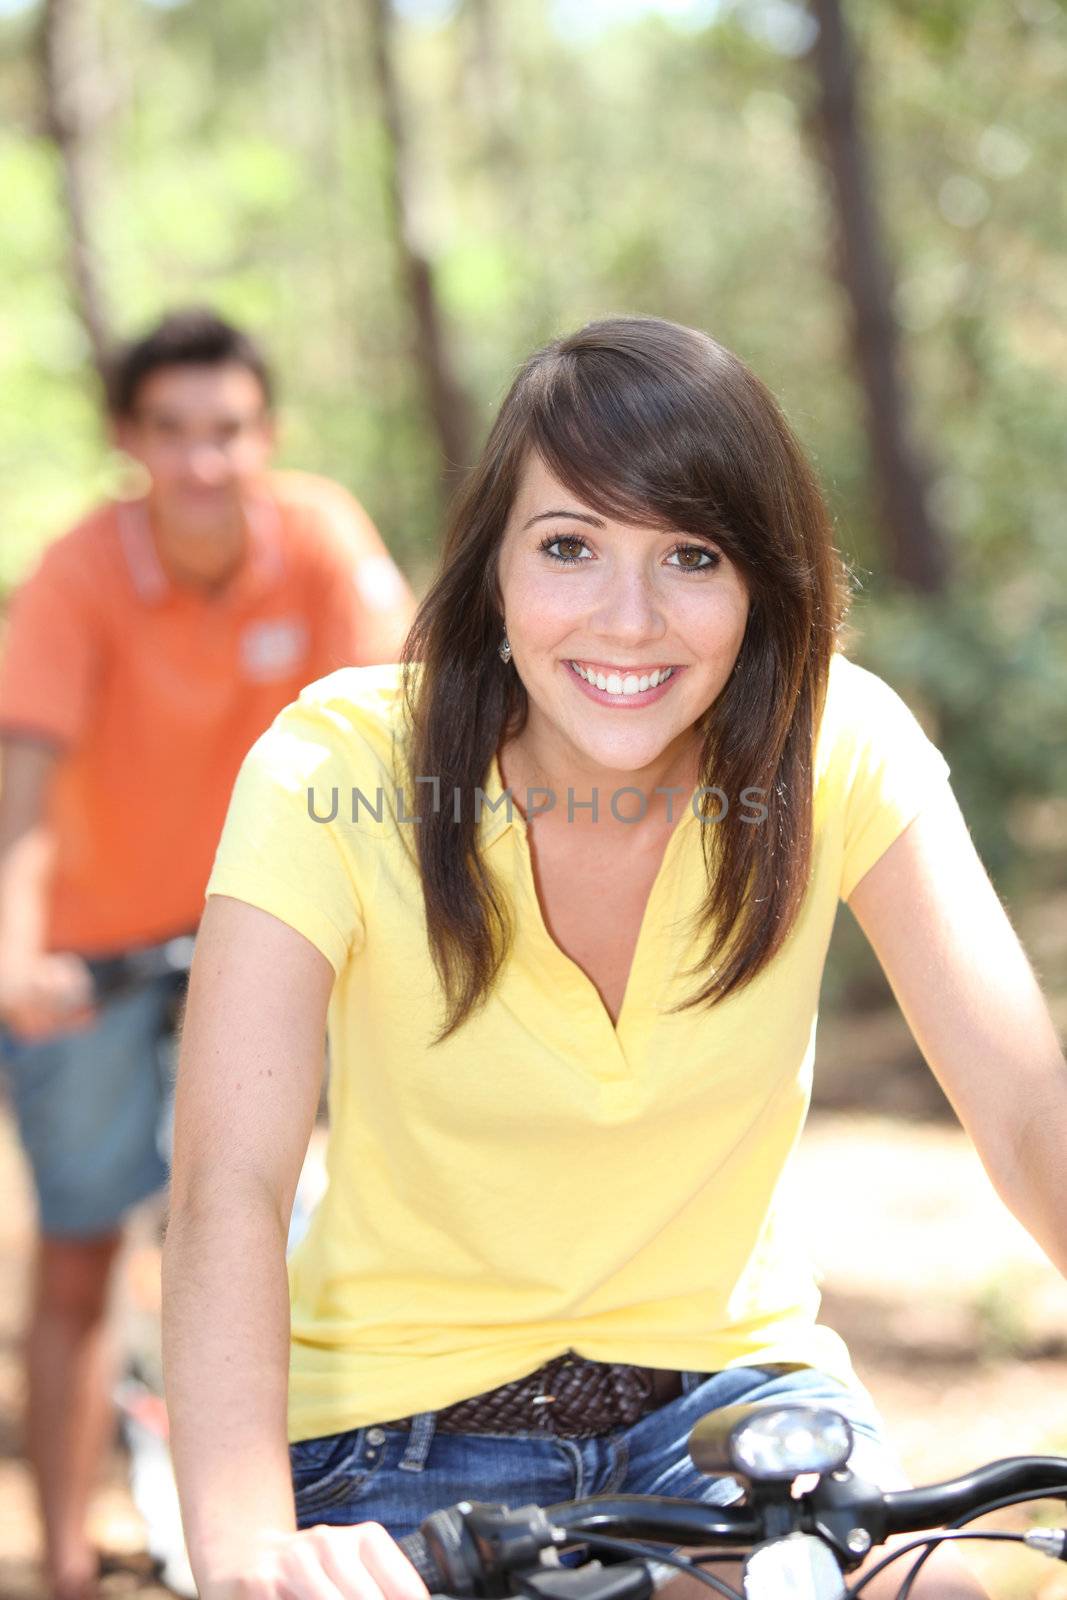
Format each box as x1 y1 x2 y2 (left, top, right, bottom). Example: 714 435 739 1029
116 499 168 603
476 749 705 852
116 489 283 606
477 749 521 849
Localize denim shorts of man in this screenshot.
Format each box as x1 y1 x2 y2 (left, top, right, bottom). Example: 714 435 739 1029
0 966 186 1236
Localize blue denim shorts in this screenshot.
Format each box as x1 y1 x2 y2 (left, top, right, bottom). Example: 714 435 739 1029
0 974 180 1238
290 1363 907 1541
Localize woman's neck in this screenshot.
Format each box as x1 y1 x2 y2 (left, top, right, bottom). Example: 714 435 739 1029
498 729 703 838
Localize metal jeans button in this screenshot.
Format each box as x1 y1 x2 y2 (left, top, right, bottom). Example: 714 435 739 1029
366 1427 386 1446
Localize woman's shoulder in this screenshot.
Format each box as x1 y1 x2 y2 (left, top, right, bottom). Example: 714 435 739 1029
819 651 934 742
294 662 411 734
250 662 415 793
815 650 949 799
822 648 897 714
815 653 952 897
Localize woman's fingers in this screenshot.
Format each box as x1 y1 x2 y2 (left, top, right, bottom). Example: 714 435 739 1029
199 1522 431 1600
274 1537 349 1600
315 1523 430 1600
274 1550 347 1600
201 1523 414 1600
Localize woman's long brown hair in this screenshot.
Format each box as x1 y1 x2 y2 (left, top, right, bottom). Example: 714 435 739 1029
400 317 852 1044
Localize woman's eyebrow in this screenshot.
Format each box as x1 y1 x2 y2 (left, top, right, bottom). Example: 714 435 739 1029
520 509 726 549
521 508 605 531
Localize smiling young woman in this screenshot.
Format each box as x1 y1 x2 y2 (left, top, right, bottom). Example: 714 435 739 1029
163 317 1065 1600
402 318 848 1044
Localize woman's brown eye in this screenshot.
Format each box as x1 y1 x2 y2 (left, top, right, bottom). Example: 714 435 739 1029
669 545 719 572
539 535 589 564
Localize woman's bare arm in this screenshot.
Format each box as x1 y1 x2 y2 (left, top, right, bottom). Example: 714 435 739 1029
164 894 427 1599
848 782 1067 1277
163 893 331 1584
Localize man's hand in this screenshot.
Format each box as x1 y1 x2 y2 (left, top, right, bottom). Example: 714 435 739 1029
200 1522 430 1600
1 736 75 1041
0 951 96 1040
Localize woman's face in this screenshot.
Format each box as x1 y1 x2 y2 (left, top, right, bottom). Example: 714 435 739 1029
496 453 750 780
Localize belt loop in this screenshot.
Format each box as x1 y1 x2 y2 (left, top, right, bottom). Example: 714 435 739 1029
682 1370 707 1397
399 1411 437 1472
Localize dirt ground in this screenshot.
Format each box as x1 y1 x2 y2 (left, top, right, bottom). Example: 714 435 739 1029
1 1093 1066 1599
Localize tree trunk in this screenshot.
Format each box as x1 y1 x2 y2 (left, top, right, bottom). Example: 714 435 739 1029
39 0 114 383
805 0 950 594
461 0 518 172
364 0 476 496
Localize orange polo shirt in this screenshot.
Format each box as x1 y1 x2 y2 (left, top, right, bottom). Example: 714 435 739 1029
0 471 416 956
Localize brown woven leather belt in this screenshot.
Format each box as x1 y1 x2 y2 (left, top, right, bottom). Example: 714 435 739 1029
381 1352 686 1439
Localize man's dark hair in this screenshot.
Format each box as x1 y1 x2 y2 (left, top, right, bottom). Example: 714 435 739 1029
105 307 274 417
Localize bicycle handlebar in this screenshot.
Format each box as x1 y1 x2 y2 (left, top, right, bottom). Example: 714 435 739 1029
398 1456 1067 1597
399 1496 762 1594
882 1456 1067 1534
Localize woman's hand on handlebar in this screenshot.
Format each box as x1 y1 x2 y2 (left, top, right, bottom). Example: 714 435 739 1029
199 1522 431 1600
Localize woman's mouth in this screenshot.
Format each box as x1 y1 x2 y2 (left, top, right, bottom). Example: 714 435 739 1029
566 660 682 706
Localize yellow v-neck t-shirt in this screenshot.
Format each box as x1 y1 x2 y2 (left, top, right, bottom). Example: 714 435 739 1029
205 652 951 1442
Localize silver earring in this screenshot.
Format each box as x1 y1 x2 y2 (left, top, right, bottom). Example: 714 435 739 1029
498 632 512 665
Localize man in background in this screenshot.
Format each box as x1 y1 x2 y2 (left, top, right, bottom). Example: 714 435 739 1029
0 307 417 1600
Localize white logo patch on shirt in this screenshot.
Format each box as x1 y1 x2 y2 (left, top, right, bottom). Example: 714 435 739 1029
240 617 309 681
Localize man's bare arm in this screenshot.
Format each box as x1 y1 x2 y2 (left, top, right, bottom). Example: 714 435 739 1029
0 735 59 954
0 736 92 1034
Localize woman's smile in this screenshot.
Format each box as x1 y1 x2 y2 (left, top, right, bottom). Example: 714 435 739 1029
564 659 685 705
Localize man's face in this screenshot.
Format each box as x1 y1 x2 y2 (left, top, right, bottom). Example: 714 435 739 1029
115 362 274 534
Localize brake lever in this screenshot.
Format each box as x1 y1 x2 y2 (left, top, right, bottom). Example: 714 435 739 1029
514 1561 654 1600
801 1470 889 1569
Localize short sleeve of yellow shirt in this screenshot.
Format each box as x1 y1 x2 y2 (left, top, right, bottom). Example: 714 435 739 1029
206 677 381 973
205 653 951 1442
831 658 952 901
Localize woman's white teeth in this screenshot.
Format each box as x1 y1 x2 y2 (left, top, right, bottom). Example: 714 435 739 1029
570 662 674 695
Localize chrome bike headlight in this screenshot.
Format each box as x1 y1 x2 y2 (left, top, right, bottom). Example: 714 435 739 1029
730 1405 854 1481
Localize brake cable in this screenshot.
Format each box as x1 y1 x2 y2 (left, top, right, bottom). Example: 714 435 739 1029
891 1479 1067 1600
551 1530 743 1600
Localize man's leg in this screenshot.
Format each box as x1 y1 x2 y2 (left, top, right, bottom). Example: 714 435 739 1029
4 975 176 1598
26 1230 122 1600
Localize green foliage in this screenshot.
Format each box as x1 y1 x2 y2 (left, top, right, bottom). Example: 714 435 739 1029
850 584 1067 892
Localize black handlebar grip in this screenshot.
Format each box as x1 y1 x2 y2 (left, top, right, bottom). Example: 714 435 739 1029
400 1530 445 1593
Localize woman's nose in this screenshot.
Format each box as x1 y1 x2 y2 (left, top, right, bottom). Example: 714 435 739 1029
590 565 667 640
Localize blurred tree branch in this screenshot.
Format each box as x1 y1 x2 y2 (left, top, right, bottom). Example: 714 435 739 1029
364 0 475 499
39 0 114 383
804 0 950 594
461 0 519 173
